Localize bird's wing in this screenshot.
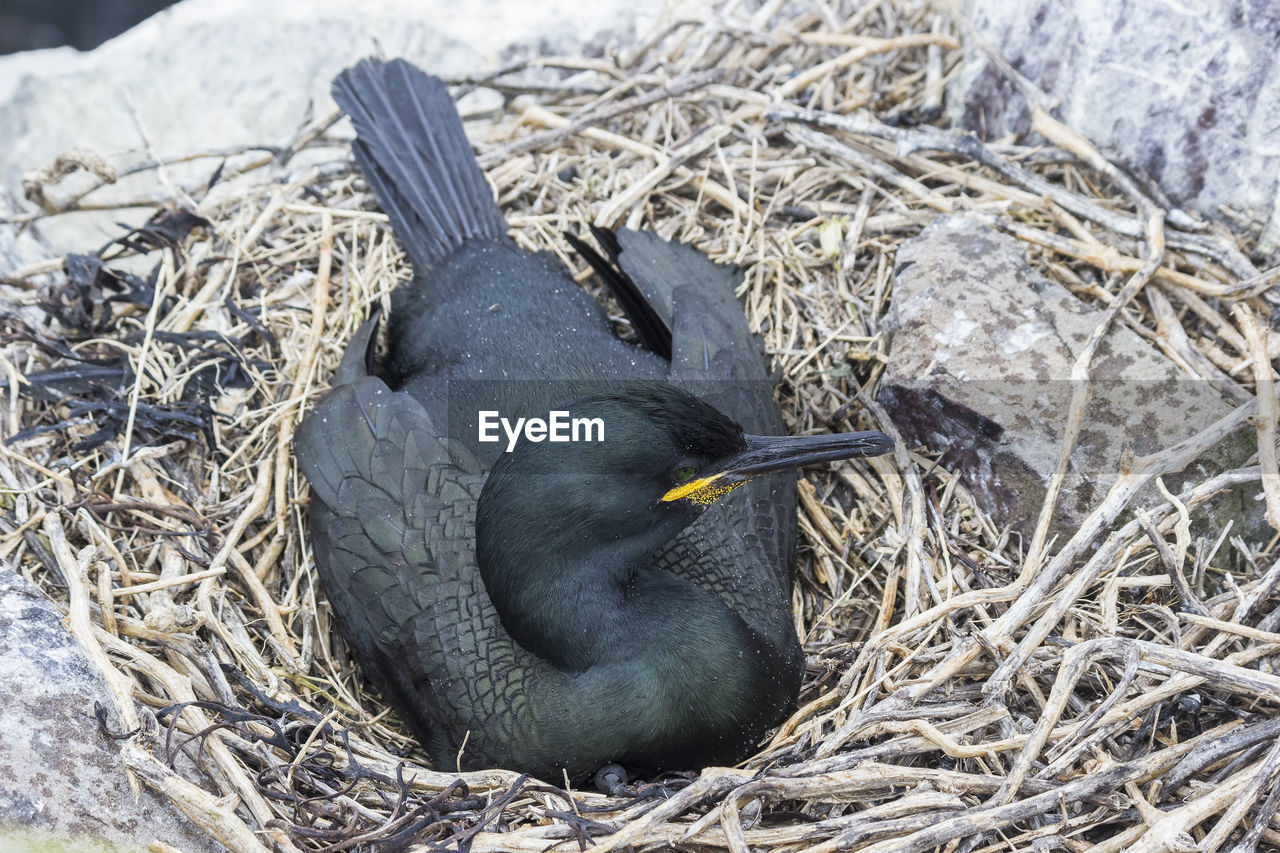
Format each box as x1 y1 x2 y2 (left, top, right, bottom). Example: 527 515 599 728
595 229 801 670
566 227 672 360
570 228 778 426
296 373 561 767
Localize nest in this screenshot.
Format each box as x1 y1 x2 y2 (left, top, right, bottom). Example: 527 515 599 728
4 1 1280 850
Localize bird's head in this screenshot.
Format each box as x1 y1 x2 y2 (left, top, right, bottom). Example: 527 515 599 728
476 382 893 557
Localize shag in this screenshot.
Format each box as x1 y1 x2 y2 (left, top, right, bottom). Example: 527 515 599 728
295 58 892 781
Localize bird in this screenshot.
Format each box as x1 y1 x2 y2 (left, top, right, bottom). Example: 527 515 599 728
294 57 892 782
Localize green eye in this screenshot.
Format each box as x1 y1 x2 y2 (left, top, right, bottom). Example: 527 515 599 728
673 465 698 483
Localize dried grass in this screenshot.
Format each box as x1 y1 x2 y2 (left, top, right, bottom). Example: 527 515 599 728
4 0 1280 850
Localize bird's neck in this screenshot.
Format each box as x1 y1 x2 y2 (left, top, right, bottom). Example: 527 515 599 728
476 514 677 671
475 484 798 770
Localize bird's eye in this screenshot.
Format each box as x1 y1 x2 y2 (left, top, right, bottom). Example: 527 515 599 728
672 465 698 483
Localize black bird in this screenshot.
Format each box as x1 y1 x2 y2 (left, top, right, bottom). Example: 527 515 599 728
295 58 892 781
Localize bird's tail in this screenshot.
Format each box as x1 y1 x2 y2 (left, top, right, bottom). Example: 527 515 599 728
332 58 508 274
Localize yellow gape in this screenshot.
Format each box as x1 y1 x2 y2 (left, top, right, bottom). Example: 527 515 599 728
660 473 746 506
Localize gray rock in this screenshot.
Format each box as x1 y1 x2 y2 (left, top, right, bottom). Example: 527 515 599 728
0 191 48 273
0 0 663 261
950 0 1280 243
0 566 226 851
879 214 1262 541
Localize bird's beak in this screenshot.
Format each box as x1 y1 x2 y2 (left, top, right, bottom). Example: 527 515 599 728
661 430 894 505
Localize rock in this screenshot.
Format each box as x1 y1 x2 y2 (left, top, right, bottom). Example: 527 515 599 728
0 566 227 852
0 0 664 260
0 191 48 273
950 0 1280 246
879 214 1262 542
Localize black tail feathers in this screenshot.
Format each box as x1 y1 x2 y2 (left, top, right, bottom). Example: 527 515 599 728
332 58 508 273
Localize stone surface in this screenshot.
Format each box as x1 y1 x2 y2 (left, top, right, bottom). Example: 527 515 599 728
0 566 226 852
950 0 1280 244
879 214 1263 540
0 0 666 262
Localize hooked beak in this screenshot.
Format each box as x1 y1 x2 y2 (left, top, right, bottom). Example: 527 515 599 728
661 430 894 505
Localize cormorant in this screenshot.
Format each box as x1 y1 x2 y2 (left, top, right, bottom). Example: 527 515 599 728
295 58 892 781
